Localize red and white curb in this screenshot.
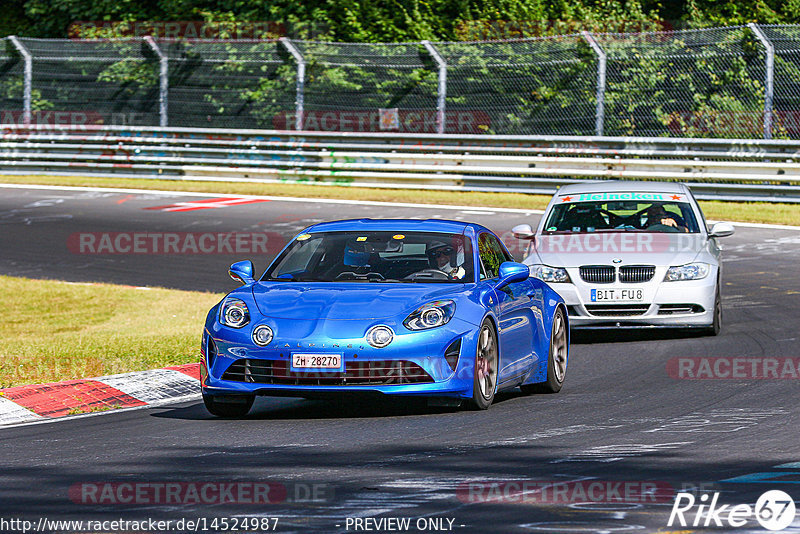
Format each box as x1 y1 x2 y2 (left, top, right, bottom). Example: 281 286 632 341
0 364 200 427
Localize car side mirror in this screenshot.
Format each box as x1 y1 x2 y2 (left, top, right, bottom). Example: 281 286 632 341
496 261 530 290
511 224 536 240
229 260 255 285
709 222 735 238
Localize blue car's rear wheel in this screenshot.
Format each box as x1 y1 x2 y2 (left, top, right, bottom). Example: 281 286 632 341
203 393 254 417
470 319 498 410
521 307 567 395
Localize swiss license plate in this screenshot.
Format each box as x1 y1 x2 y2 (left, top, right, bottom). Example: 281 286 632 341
591 288 644 302
291 353 344 372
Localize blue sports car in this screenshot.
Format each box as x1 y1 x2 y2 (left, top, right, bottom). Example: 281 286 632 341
200 219 569 416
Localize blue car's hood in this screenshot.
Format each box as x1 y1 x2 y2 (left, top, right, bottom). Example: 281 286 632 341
250 282 469 320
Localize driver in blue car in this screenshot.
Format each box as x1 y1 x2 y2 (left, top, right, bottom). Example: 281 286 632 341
428 242 466 280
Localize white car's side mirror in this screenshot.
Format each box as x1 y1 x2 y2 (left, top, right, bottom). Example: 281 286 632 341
512 224 536 239
709 222 735 238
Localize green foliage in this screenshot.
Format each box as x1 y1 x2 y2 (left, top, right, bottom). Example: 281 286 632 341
1 0 798 41
2 0 799 136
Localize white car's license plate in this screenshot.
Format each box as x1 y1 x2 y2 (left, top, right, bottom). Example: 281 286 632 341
291 353 344 372
591 288 644 302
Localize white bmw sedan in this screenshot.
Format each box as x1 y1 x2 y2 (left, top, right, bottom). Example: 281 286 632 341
514 181 734 334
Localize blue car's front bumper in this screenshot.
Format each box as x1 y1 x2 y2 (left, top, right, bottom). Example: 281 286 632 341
201 317 480 400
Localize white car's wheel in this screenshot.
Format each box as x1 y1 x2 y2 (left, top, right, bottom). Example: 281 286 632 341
705 280 722 336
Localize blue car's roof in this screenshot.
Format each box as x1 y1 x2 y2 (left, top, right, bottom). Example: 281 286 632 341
303 218 487 235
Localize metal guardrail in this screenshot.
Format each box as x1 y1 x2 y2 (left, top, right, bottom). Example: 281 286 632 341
2 124 800 202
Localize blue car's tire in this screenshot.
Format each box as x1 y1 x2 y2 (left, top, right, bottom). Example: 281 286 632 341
203 393 254 417
469 319 498 410
521 307 567 395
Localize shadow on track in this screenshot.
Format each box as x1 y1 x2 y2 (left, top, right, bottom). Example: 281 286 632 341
151 390 525 421
570 327 710 344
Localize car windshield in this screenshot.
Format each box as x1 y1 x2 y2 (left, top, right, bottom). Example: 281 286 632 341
543 196 701 234
264 231 474 283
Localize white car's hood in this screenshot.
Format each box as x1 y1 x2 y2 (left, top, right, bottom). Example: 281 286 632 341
527 233 707 268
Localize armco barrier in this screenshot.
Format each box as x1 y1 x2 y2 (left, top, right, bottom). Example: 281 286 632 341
2 124 800 202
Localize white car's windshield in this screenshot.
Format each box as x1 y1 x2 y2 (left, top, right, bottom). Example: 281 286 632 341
543 196 701 234
264 231 474 283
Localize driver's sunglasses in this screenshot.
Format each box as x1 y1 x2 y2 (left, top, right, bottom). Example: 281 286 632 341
431 247 454 258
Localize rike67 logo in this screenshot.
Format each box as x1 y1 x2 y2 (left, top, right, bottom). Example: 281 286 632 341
668 490 796 530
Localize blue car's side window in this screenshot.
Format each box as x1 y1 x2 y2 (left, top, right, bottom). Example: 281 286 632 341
478 233 508 279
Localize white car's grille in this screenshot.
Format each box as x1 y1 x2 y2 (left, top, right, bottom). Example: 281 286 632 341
579 265 615 283
619 265 655 283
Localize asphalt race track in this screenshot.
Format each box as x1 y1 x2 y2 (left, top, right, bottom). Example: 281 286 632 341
2 185 800 533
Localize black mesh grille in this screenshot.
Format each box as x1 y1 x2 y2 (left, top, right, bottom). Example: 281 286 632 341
221 358 433 386
580 265 615 283
619 265 656 283
585 304 650 317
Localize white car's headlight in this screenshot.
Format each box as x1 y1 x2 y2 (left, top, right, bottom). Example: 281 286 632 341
219 297 250 328
665 262 710 281
404 300 456 331
529 264 571 283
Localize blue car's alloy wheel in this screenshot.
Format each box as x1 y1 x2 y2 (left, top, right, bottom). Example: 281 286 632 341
521 307 567 395
471 320 498 410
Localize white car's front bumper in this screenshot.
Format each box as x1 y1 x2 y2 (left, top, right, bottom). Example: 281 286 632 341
547 265 718 328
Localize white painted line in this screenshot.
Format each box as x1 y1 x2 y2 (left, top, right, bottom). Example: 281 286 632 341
707 220 800 231
0 183 544 215
2 183 800 231
0 397 44 426
96 368 200 404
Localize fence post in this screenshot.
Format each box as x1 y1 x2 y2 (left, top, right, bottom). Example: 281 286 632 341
582 31 606 137
749 23 775 139
280 38 306 131
422 40 447 135
8 36 32 126
144 37 168 127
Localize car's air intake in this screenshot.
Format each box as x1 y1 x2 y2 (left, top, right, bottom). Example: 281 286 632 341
221 358 434 386
619 265 656 283
579 265 615 283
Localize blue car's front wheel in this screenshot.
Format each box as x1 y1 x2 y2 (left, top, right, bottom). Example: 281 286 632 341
470 319 498 410
203 393 254 417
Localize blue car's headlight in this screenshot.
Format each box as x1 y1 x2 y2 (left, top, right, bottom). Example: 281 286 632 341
665 262 710 281
219 297 250 328
404 300 456 331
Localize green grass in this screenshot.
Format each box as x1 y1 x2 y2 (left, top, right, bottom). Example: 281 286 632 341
0 275 222 388
2 174 799 226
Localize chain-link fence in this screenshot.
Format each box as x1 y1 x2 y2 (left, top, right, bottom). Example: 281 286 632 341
3 24 800 138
